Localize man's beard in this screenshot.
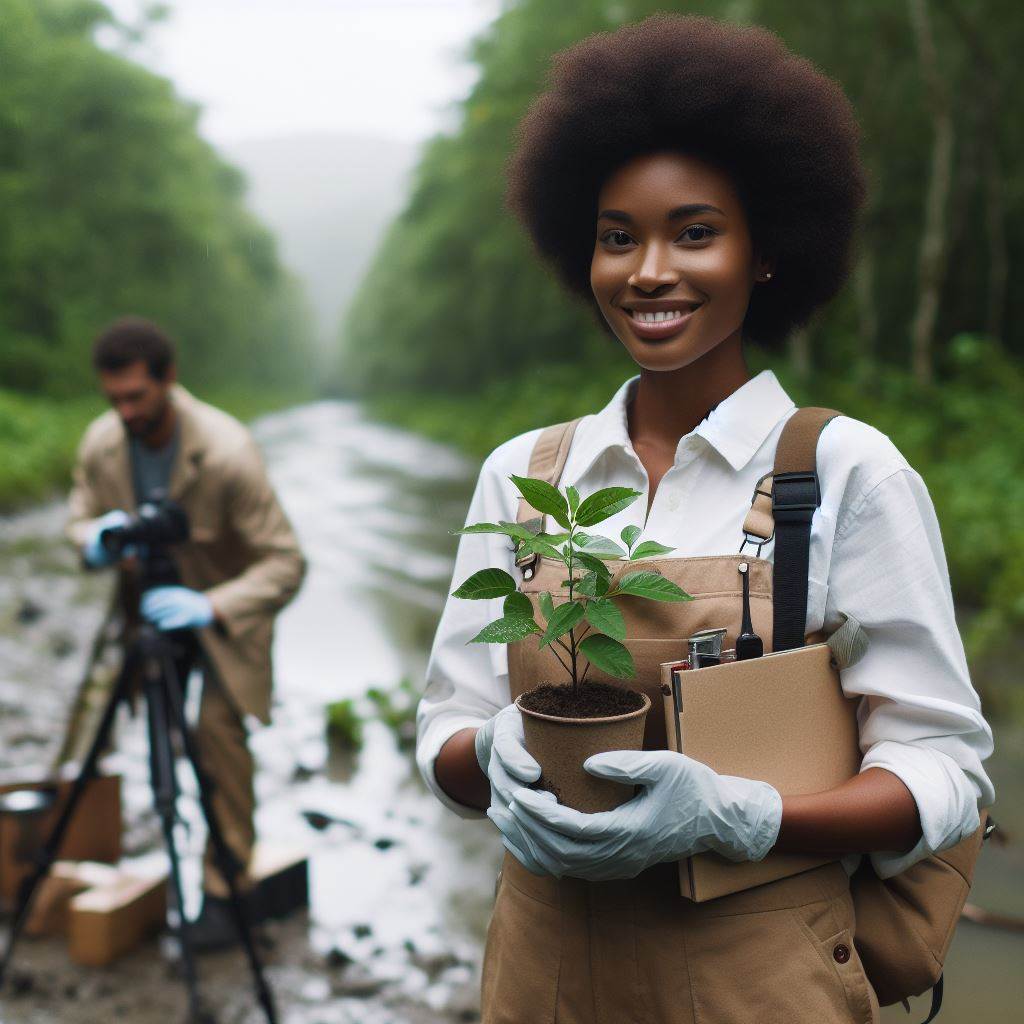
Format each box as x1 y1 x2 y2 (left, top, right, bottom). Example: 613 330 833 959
124 401 169 439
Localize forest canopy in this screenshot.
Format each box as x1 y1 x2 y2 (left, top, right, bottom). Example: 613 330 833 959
0 0 314 396
340 0 1023 394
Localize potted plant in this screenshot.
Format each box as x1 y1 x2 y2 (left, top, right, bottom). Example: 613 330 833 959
452 475 691 811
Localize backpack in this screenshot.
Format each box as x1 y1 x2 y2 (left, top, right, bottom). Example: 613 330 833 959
767 407 993 1023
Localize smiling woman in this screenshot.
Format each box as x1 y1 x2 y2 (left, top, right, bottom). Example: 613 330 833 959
506 16 865 351
419 13 994 1024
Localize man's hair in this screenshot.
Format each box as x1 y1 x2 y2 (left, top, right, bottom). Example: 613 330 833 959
92 316 176 380
505 15 867 348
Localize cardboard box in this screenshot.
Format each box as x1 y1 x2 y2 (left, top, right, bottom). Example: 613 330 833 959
23 861 120 937
67 871 167 967
0 773 121 907
246 842 308 922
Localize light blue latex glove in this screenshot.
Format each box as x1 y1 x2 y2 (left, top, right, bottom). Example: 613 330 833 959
140 586 215 632
82 510 132 568
491 749 783 881
475 705 550 874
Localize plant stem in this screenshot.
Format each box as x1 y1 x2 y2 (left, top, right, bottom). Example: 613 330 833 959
566 523 579 693
548 644 572 676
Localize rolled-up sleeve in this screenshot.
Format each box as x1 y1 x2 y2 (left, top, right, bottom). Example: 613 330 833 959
416 433 538 818
825 466 995 878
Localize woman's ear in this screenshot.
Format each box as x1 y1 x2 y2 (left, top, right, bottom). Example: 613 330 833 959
754 255 775 284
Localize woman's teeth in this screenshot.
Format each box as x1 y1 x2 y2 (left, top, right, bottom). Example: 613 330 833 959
632 310 685 322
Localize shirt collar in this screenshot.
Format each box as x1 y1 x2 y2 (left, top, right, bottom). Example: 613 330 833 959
569 369 796 479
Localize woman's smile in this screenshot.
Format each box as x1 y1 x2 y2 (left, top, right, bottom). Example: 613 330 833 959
621 299 703 341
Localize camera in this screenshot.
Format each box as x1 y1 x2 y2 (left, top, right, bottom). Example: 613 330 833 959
100 497 189 590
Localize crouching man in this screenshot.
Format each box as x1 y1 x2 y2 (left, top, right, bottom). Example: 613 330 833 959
66 316 306 948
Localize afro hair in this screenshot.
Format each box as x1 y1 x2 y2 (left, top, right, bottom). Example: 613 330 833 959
506 14 867 347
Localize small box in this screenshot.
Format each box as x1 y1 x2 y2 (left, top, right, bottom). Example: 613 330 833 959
246 843 308 922
67 871 167 967
0 773 121 906
23 861 120 937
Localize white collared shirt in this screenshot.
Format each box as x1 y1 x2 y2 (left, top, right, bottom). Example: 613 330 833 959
416 370 995 877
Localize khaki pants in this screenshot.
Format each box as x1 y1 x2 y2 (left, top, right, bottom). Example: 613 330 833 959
195 673 255 899
482 853 880 1024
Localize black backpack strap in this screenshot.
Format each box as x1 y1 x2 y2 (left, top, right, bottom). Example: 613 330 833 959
920 974 943 1023
771 407 842 652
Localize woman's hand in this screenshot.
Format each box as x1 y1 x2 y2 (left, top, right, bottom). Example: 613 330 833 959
476 705 553 870
489 749 782 881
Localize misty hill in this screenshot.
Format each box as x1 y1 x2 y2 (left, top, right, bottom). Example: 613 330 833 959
224 133 417 348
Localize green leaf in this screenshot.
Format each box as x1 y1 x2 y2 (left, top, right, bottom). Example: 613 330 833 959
620 524 642 552
540 600 586 648
613 571 693 603
504 592 534 619
538 592 555 623
575 486 642 527
537 532 571 546
510 475 571 529
452 568 517 600
579 634 635 679
576 533 627 559
454 521 537 543
470 616 542 644
629 540 676 560
566 485 580 516
517 536 566 561
585 599 627 642
573 552 612 578
575 572 609 599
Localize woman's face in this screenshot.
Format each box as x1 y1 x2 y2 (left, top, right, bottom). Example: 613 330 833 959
590 150 770 373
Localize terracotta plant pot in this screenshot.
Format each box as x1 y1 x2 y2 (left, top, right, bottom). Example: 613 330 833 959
516 687 651 813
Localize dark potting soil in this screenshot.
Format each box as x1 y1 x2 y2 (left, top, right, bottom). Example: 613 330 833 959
519 681 645 719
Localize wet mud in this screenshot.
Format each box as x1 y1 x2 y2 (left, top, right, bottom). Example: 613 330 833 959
0 402 500 1024
1 401 1022 1023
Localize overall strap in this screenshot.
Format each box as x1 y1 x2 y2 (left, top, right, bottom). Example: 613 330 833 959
771 407 842 652
515 419 582 578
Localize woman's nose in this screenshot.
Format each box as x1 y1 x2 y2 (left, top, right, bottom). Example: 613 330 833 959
627 241 679 291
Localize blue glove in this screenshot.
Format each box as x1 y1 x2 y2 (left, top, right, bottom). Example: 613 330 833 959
490 748 783 881
475 704 550 874
82 510 131 568
140 586 215 631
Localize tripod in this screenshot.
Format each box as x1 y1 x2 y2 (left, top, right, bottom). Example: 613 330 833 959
0 623 278 1024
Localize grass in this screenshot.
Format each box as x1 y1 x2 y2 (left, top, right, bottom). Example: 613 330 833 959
0 386 309 511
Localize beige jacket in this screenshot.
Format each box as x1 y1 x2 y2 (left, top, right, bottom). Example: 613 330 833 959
67 385 306 721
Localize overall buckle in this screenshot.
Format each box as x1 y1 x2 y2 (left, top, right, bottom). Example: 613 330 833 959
771 471 820 522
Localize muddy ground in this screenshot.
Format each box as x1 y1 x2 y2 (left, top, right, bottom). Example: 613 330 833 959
0 404 501 1024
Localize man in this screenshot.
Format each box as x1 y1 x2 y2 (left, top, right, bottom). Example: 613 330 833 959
66 316 306 948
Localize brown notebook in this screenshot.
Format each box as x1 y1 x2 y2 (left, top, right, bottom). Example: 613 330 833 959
661 643 861 902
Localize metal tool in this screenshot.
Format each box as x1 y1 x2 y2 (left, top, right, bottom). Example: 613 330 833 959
735 562 764 660
686 627 727 669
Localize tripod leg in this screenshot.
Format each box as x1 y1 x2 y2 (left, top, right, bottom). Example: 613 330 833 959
142 654 207 1024
160 653 278 1024
0 645 139 989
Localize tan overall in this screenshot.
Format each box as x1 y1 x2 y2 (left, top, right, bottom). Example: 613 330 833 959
480 422 881 1024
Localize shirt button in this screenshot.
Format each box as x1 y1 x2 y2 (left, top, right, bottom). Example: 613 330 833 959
833 943 851 964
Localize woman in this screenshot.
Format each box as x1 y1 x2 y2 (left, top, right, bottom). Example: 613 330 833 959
416 15 993 1023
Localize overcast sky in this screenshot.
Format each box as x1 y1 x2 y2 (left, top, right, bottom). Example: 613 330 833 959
101 0 501 147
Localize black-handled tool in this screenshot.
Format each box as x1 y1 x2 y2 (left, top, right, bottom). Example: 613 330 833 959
736 561 763 660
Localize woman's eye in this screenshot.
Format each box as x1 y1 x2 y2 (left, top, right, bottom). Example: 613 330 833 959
678 224 715 243
601 229 634 247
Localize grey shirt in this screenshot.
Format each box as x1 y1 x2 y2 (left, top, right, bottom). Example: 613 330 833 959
130 424 180 504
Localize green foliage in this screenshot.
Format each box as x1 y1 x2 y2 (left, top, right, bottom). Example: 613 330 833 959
0 385 305 510
365 677 420 750
341 0 1024 394
0 0 314 399
452 476 691 691
325 698 363 753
